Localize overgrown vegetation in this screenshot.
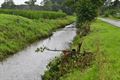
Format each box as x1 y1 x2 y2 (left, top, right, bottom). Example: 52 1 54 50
43 50 94 80
0 9 67 19
0 13 75 61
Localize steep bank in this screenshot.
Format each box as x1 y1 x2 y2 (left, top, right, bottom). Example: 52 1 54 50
0 14 75 61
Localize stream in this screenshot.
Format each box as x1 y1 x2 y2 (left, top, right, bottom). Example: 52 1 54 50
0 24 76 80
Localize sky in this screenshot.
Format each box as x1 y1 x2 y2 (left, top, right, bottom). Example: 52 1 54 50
0 0 43 6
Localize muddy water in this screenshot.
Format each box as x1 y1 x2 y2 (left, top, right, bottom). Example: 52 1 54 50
0 24 76 80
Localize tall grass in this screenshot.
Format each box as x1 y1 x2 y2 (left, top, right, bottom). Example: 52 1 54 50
0 9 67 19
0 14 75 61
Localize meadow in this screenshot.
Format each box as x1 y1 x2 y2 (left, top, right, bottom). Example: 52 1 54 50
0 10 75 61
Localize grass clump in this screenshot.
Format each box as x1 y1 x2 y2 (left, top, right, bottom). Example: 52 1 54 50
0 9 67 19
0 14 75 61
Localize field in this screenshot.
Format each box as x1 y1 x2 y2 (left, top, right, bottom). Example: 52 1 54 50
60 19 120 80
0 9 67 19
0 10 75 61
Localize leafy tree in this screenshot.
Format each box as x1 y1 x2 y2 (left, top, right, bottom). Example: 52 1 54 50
113 0 120 8
43 0 53 10
104 0 112 7
24 0 37 10
25 0 37 6
61 0 75 14
1 0 15 9
76 0 105 36
42 0 74 14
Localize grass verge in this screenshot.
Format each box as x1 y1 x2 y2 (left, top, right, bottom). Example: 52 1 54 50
0 14 75 61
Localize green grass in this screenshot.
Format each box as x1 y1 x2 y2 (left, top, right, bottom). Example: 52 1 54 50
60 19 120 80
0 9 67 19
0 14 75 61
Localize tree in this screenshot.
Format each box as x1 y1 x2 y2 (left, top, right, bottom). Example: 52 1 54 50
43 0 53 10
62 0 75 14
25 0 37 6
76 0 105 36
1 0 15 9
113 0 120 8
24 0 37 9
104 0 112 7
42 0 74 14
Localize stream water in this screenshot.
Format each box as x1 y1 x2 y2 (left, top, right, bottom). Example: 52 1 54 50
0 24 76 80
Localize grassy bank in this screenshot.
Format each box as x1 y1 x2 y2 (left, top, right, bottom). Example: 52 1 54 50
0 14 75 61
43 19 120 80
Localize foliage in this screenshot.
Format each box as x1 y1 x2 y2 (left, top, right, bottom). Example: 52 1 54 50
25 0 37 6
103 8 120 19
76 0 104 25
0 14 75 61
75 0 104 36
43 47 94 80
0 9 67 19
101 0 120 19
42 0 74 15
1 0 15 9
43 0 53 10
113 0 120 8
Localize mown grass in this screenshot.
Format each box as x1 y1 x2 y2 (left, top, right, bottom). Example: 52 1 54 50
60 19 120 80
0 9 67 19
0 14 75 61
